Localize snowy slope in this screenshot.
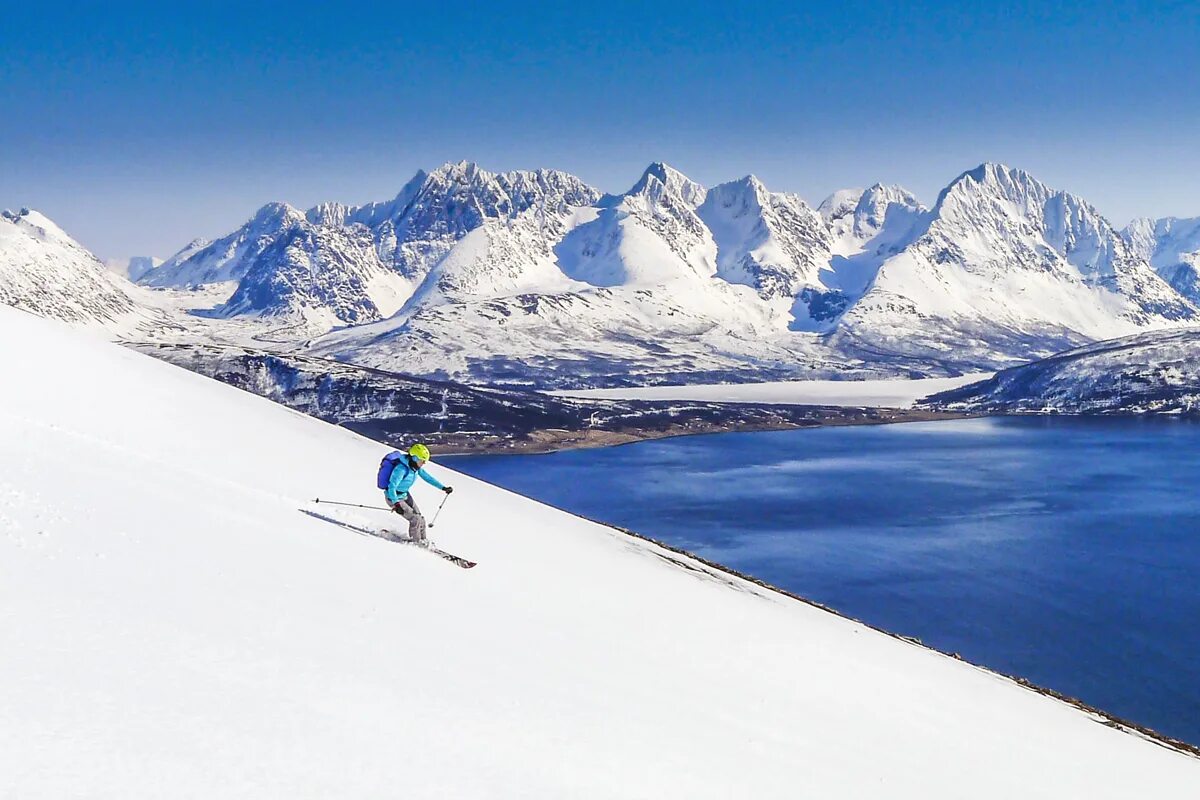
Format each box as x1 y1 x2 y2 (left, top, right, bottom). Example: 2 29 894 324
3 305 1199 798
0 208 165 334
1124 216 1200 304
924 327 1200 414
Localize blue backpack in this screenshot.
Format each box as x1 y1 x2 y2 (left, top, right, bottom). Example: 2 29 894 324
376 451 406 490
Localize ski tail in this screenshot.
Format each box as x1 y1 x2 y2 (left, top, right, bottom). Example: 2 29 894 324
302 510 475 568
382 531 476 568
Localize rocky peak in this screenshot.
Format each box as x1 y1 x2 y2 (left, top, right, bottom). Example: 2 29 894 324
697 175 832 300
932 163 1073 224
929 163 1130 278
249 201 305 229
622 162 707 208
1122 217 1157 260
2 207 80 248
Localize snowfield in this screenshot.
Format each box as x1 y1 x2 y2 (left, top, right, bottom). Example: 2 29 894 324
1 305 1197 798
558 373 993 408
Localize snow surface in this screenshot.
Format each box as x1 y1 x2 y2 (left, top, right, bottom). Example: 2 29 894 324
2 305 1197 797
558 374 993 408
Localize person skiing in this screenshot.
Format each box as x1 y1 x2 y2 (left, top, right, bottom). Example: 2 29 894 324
383 443 452 545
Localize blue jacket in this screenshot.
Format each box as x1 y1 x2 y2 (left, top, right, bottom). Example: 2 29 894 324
385 456 445 504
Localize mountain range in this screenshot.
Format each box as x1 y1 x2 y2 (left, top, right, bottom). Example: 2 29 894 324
5 160 1199 389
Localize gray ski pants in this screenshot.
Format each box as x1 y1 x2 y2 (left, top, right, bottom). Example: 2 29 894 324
390 495 427 543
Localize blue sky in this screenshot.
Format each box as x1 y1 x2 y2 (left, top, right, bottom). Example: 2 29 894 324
3 1 1199 258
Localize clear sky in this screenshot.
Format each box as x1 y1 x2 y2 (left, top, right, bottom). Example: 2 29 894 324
3 0 1199 259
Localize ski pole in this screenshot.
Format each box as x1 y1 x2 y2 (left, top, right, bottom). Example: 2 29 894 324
429 493 450 528
313 498 392 511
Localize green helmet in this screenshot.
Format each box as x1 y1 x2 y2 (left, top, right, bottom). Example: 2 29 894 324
408 443 431 462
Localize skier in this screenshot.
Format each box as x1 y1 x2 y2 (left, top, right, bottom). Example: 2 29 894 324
382 443 453 545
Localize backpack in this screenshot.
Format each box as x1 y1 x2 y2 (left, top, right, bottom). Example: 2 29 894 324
376 451 406 490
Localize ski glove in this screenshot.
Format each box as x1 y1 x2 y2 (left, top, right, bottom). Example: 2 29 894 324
443 486 454 494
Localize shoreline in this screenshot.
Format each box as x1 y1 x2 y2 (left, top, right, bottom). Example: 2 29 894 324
600 517 1200 759
390 406 972 457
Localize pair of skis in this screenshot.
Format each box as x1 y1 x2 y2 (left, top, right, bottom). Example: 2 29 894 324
306 502 476 569
382 532 477 569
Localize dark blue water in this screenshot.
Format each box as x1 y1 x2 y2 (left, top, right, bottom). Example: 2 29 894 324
445 417 1200 745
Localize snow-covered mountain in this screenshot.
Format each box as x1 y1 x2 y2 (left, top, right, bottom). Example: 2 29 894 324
367 161 600 288
0 160 1163 387
310 163 855 387
144 201 306 289
558 162 714 288
832 164 1195 366
0 208 164 334
140 163 601 328
215 219 412 327
5 303 1198 797
924 326 1200 414
822 183 927 258
697 175 832 302
311 162 1197 385
1123 216 1200 304
810 184 929 326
